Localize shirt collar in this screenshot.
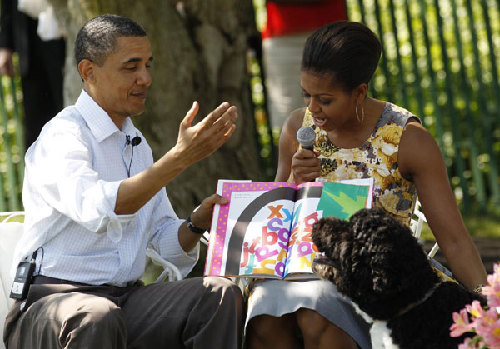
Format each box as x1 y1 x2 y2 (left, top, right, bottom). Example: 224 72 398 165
75 89 135 142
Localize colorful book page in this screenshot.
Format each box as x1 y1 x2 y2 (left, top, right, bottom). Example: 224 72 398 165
206 181 296 277
204 179 374 279
284 181 371 277
317 182 372 219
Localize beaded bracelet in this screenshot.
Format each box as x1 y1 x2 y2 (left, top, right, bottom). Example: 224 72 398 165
473 284 484 293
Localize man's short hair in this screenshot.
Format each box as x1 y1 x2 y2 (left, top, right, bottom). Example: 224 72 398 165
75 14 147 66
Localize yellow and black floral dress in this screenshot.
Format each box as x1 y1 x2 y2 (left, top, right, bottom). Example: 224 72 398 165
302 102 418 226
303 103 454 283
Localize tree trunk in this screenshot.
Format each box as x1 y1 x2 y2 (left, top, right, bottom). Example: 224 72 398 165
49 0 263 216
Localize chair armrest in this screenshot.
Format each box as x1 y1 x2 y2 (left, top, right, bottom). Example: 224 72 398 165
410 201 438 258
145 247 183 282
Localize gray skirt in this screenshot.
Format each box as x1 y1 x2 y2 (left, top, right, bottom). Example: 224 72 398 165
245 279 372 349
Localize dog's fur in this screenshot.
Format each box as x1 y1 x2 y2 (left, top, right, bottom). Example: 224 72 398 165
311 208 483 349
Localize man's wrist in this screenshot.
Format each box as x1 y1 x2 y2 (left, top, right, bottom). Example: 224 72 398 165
186 214 206 234
162 147 191 172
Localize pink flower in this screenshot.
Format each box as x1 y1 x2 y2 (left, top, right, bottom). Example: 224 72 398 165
458 337 485 349
483 265 500 308
467 301 484 319
451 308 474 337
475 309 500 347
457 337 471 349
482 325 500 347
482 284 500 308
451 263 500 348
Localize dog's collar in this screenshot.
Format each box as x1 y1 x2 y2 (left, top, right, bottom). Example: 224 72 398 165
390 282 441 320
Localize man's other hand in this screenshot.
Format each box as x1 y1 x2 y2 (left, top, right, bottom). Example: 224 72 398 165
191 194 229 232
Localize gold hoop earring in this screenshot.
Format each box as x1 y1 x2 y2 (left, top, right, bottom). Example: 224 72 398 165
356 103 365 123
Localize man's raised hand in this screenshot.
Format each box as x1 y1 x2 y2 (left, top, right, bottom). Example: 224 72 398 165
174 101 237 166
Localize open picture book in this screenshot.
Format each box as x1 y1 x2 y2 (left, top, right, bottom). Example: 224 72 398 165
203 178 374 280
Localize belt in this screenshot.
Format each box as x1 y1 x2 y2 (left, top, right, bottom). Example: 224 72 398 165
32 275 142 287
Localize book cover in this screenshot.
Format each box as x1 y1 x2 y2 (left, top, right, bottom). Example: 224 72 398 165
204 178 374 279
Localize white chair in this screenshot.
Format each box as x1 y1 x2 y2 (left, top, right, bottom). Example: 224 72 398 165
146 231 210 283
410 201 439 258
0 212 25 349
145 247 184 282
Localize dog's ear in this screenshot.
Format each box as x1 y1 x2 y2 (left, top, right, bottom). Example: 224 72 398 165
312 218 329 253
350 208 388 239
353 208 438 294
349 208 401 294
312 217 352 254
371 256 396 293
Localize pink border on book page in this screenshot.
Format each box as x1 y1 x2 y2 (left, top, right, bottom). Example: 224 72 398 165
209 181 297 276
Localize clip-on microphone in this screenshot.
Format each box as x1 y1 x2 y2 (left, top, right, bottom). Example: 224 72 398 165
126 135 142 177
126 135 142 147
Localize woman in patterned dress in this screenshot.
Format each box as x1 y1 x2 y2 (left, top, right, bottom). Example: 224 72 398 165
245 21 487 349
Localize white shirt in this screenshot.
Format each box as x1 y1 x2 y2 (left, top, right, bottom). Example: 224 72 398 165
14 90 198 286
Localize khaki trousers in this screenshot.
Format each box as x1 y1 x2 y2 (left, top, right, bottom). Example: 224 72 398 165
3 276 243 349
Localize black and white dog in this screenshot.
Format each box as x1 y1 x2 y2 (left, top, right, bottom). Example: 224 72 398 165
311 208 483 349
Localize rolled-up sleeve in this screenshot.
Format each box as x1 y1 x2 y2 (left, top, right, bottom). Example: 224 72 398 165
148 189 198 277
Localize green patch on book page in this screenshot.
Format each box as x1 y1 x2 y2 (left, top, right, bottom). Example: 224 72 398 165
317 182 370 220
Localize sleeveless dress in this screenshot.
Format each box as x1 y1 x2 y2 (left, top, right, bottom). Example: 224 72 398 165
245 103 421 349
303 102 419 225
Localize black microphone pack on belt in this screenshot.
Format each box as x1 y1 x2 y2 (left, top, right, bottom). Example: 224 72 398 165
10 251 37 300
296 126 316 151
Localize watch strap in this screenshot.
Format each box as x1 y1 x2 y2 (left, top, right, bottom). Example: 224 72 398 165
186 214 206 234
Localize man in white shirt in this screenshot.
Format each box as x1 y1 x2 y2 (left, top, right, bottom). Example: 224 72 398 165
3 14 243 349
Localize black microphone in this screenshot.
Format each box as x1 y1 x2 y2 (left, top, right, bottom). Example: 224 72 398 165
126 135 142 147
125 136 142 177
131 136 141 147
297 126 316 151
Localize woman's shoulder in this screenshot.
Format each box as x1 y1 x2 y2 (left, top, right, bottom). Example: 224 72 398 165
379 102 421 128
283 107 308 134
